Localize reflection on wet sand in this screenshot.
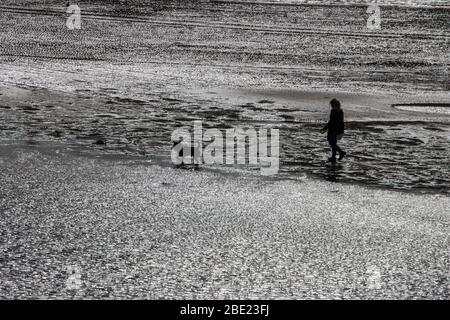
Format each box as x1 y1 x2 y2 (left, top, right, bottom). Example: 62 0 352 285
1 85 448 194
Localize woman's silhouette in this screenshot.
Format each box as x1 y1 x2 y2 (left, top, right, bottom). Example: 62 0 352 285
321 98 346 163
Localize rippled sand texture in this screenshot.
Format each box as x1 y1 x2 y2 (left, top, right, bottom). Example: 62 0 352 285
0 144 448 299
0 1 448 91
0 1 449 193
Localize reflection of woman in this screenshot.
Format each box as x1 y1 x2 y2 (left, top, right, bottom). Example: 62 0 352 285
321 99 346 163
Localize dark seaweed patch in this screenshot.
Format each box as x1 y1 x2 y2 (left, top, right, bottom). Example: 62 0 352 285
48 130 63 138
161 97 184 103
280 114 295 121
258 100 274 104
18 105 40 111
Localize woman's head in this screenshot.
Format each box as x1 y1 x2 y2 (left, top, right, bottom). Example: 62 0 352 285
330 98 341 110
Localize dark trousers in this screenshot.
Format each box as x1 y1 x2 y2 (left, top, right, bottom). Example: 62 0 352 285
328 134 343 159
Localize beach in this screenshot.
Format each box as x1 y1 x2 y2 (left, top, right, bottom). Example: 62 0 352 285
0 0 449 300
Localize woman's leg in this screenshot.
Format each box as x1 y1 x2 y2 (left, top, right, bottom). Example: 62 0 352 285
331 144 337 159
328 135 338 160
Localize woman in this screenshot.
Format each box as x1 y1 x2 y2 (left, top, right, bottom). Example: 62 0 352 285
321 98 346 163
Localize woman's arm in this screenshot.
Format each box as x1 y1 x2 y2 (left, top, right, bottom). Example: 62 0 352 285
322 112 332 131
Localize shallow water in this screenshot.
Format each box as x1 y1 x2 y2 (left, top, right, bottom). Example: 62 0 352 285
1 84 449 194
0 2 449 194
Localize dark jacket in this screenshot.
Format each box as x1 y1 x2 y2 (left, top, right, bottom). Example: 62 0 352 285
323 108 344 137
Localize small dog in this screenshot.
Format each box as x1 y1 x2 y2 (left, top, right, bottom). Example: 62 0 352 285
172 139 202 168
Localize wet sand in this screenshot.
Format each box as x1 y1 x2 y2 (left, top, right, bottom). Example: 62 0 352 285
1 83 449 193
1 1 448 195
0 142 448 299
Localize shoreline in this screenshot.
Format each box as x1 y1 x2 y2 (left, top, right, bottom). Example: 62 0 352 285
1 139 448 197
1 82 449 195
